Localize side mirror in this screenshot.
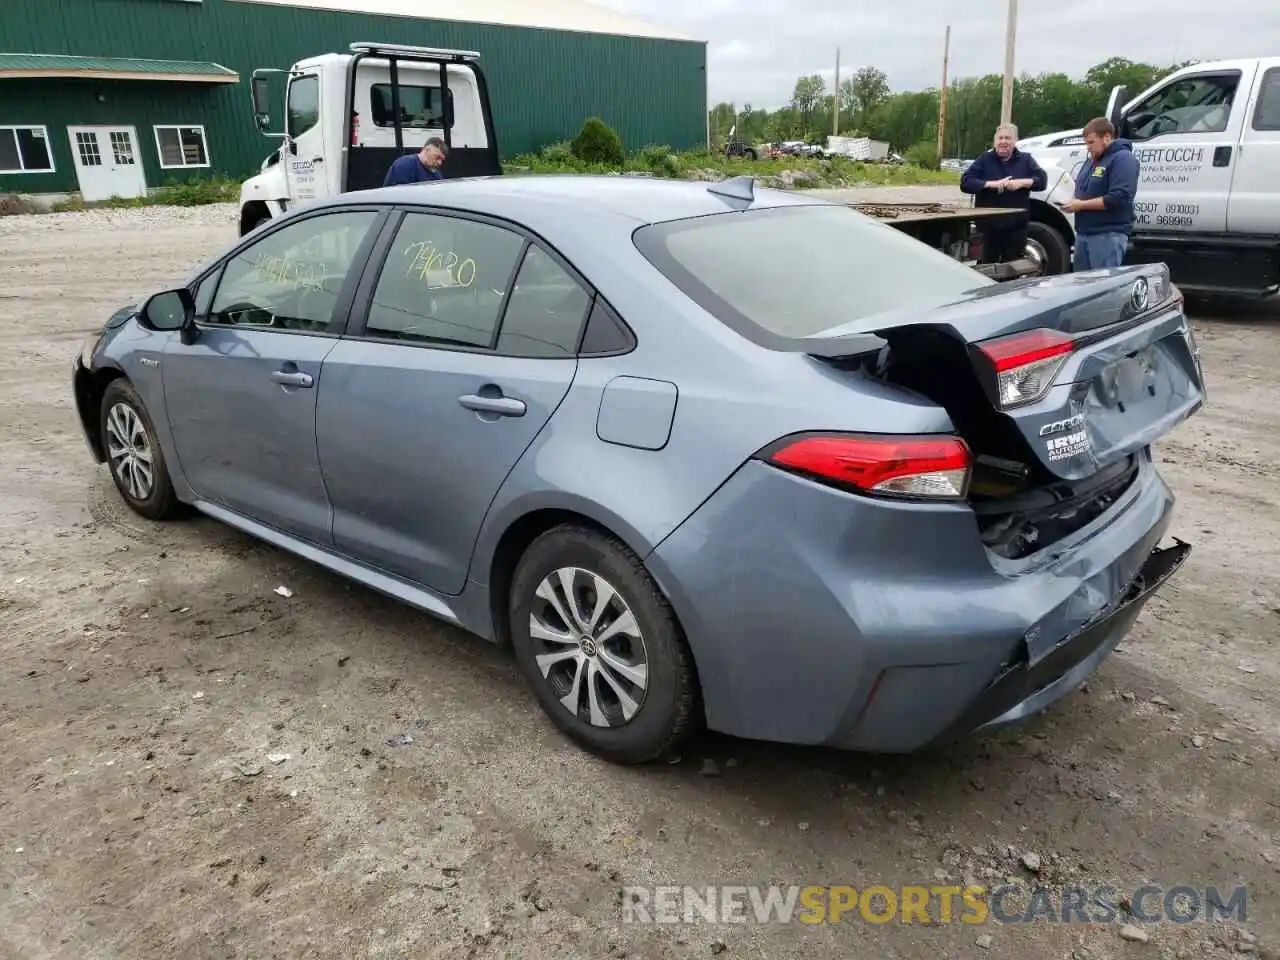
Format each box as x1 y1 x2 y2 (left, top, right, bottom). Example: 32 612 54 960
1107 84 1128 129
252 76 270 117
139 288 195 333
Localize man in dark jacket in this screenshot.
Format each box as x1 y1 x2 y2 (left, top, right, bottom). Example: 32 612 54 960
960 123 1048 264
1060 118 1140 271
383 137 447 186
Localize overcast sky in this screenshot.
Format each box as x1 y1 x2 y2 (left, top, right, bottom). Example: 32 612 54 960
595 0 1279 109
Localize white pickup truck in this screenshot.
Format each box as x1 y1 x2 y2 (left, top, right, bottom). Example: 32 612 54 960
237 41 502 237
1016 56 1280 298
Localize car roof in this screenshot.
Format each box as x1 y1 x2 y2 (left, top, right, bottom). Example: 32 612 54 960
315 174 831 228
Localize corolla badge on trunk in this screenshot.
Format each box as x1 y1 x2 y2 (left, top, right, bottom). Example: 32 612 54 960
1039 412 1085 437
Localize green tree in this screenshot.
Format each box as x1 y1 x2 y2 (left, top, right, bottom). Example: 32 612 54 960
790 75 826 135
844 66 891 128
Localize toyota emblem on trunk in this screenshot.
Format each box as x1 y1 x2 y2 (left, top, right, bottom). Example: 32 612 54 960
1130 277 1150 312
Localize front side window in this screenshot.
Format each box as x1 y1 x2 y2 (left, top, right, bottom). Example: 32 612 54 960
365 212 525 347
208 210 378 333
287 75 320 139
1125 73 1240 139
0 126 54 173
633 204 990 342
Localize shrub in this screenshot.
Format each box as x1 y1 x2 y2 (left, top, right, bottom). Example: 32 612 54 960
153 176 238 206
904 140 940 170
636 144 681 178
570 117 624 166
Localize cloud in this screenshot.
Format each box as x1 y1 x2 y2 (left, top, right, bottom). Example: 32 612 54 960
594 0 1278 108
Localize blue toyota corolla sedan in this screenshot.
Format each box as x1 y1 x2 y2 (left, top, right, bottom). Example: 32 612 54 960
72 174 1204 764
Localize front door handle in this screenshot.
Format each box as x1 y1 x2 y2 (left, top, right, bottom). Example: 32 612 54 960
271 370 314 388
1213 145 1232 167
458 394 526 417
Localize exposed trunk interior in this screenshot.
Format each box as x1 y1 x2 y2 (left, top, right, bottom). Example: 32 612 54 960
826 325 1140 560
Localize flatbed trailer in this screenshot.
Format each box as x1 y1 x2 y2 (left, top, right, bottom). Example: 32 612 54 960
848 201 1042 282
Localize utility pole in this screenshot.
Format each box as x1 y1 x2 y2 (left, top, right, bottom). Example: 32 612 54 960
1001 0 1017 123
833 47 840 138
936 25 950 164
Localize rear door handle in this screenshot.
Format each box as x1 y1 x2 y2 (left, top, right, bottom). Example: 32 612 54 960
458 394 526 417
271 370 314 388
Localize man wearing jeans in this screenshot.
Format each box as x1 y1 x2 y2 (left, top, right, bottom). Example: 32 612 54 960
1061 117 1140 271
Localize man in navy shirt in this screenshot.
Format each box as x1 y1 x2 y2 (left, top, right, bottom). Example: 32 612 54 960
1060 117 1140 271
960 123 1048 264
383 137 447 186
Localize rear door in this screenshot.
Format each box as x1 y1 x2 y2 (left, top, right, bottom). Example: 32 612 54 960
1227 63 1280 234
163 206 385 543
1120 63 1256 234
316 207 594 594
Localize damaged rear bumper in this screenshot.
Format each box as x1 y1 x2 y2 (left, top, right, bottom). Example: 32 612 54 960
934 538 1191 743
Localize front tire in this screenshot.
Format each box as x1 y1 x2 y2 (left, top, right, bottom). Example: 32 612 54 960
508 524 700 764
99 379 181 521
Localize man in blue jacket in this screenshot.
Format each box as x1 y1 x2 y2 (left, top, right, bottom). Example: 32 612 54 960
383 137 447 186
1061 118 1140 271
960 123 1048 264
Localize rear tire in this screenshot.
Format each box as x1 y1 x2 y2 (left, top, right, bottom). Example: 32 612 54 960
1027 220 1071 275
508 524 701 764
99 379 182 522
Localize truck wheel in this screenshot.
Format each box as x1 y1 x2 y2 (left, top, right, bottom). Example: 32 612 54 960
1026 221 1070 275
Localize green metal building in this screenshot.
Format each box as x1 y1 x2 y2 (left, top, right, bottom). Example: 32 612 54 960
0 0 706 198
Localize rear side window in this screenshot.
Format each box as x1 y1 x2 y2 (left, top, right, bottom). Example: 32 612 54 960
496 245 592 357
370 83 453 130
632 204 989 342
1254 68 1280 131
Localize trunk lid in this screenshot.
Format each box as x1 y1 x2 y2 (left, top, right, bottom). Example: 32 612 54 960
805 264 1206 482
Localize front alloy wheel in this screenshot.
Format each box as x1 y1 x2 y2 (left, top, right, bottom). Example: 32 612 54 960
105 401 154 502
98 378 181 521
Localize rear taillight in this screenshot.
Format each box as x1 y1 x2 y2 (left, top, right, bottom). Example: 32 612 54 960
977 328 1074 409
759 433 971 500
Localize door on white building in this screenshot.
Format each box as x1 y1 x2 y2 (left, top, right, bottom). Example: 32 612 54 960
67 126 148 202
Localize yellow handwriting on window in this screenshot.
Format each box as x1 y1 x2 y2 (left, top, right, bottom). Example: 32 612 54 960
251 251 328 292
403 240 477 288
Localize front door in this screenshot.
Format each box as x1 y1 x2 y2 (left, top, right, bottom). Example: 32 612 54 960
162 206 384 544
67 125 147 202
1119 64 1256 235
283 70 327 206
316 209 593 594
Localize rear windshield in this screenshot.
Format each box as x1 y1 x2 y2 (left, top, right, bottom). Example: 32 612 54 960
632 203 992 341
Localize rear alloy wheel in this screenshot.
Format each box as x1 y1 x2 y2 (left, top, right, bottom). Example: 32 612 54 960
99 379 181 521
509 525 700 764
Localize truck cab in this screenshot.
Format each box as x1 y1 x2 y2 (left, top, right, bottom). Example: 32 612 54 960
237 42 501 237
1019 57 1280 298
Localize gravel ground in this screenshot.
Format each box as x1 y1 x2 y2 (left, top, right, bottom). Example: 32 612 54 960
1 199 1278 960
